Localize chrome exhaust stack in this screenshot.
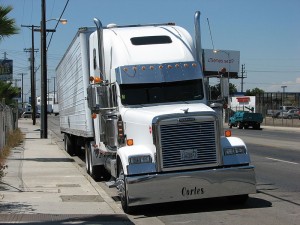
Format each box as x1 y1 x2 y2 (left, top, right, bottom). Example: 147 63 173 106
93 18 106 81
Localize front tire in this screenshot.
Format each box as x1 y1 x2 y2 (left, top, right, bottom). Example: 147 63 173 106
116 162 133 213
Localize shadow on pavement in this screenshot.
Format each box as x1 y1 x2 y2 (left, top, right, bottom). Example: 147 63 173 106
10 158 75 163
129 196 272 216
0 214 133 225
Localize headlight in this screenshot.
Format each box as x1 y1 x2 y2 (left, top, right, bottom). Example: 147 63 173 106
224 146 247 156
129 155 152 164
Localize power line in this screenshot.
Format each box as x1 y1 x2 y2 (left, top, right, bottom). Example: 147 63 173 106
47 0 70 50
207 18 215 50
247 70 300 73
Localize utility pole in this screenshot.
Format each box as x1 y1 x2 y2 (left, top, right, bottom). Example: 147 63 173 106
240 64 245 93
24 47 39 125
41 0 47 138
52 76 56 104
22 24 40 125
47 78 51 105
18 73 25 111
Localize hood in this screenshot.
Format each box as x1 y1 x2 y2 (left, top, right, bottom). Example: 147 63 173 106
121 103 214 125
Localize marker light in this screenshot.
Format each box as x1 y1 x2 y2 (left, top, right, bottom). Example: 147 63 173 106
192 63 197 67
159 65 163 69
149 66 154 70
117 121 124 138
142 66 146 71
184 63 189 68
225 130 231 137
127 139 134 146
167 65 173 69
94 77 102 83
91 113 97 119
175 64 180 68
89 76 94 82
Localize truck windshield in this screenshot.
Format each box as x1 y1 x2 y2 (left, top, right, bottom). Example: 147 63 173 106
120 79 204 105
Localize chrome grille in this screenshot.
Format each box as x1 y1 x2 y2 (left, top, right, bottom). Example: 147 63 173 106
159 121 217 170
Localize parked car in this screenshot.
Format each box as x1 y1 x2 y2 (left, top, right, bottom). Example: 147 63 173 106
21 111 40 118
278 109 300 119
271 106 297 118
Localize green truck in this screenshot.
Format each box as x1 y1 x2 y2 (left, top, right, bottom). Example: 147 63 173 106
229 111 263 130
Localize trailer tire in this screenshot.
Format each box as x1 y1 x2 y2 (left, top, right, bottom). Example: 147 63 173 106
64 134 75 156
116 162 133 214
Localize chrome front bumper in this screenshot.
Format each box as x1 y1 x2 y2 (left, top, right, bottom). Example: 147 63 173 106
125 165 256 206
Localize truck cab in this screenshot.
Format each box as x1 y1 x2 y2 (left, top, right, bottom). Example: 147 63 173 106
86 13 256 212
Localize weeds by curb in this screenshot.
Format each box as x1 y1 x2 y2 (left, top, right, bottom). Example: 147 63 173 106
0 128 24 180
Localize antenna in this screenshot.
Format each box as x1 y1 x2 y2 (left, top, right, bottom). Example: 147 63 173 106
207 18 215 50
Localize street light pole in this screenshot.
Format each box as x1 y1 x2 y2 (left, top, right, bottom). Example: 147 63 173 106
213 49 231 122
281 85 287 106
281 85 287 124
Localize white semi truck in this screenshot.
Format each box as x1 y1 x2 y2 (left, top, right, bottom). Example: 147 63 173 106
56 11 256 212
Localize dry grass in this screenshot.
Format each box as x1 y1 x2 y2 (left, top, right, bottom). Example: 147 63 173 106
0 128 24 179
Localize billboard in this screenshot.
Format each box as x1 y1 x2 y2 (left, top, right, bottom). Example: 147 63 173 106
0 59 13 81
203 49 240 78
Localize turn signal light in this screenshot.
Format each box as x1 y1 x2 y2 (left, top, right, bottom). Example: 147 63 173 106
127 139 134 146
91 113 97 119
94 77 102 83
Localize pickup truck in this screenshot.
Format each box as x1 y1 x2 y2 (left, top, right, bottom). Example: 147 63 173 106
229 111 263 130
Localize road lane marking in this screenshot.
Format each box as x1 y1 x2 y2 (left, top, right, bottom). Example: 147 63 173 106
266 157 299 165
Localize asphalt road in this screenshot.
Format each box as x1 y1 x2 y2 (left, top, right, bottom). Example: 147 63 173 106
48 115 300 225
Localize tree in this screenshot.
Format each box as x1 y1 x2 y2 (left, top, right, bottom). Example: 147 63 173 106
209 83 237 100
0 81 20 105
245 87 265 96
0 5 19 41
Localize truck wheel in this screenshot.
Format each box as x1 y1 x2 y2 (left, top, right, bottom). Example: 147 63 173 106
116 162 133 214
85 143 109 181
227 194 249 204
238 123 243 129
85 144 90 174
64 134 75 156
253 124 261 130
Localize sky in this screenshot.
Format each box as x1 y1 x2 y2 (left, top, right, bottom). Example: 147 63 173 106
0 0 299 101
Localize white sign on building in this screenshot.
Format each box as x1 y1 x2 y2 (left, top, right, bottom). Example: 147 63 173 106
230 96 256 112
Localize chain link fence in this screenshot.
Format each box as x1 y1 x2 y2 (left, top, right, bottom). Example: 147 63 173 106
0 103 18 151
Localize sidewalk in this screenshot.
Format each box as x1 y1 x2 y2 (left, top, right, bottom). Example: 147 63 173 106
0 119 132 224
